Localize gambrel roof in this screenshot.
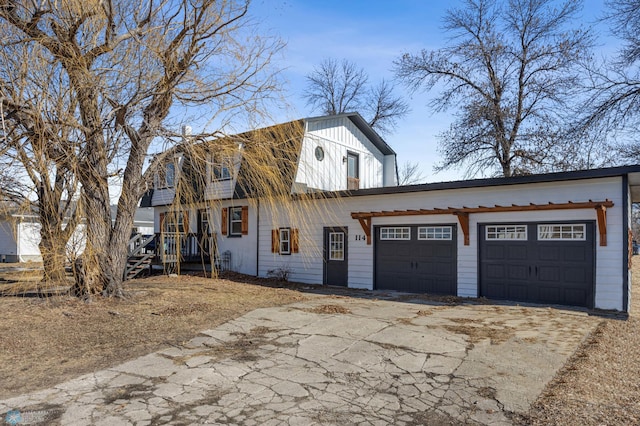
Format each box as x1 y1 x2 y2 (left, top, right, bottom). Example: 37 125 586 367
140 112 394 207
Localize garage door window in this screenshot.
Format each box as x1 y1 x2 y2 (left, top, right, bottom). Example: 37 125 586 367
486 225 527 240
418 226 452 240
380 227 410 240
538 224 586 240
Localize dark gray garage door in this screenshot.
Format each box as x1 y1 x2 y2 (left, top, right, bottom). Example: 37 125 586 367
375 225 457 294
479 222 594 308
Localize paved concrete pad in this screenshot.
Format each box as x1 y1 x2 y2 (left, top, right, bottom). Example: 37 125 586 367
0 296 599 425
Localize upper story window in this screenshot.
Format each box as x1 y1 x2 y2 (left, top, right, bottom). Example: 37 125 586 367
347 152 359 178
213 163 231 181
165 163 175 187
155 162 177 189
210 153 232 181
347 151 359 190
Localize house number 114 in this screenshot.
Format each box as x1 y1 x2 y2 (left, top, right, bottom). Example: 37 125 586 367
355 235 366 241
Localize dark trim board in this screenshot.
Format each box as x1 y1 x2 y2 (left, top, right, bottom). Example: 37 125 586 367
478 221 596 309
622 174 630 312
305 165 640 201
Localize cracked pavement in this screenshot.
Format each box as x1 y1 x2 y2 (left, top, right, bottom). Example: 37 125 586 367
0 295 599 425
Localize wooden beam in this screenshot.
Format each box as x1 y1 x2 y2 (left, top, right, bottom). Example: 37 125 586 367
357 217 372 245
454 212 470 246
351 200 614 219
595 205 607 246
351 200 614 247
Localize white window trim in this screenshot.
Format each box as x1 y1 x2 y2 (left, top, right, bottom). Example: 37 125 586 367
485 225 528 241
329 232 344 261
279 228 291 255
537 224 587 241
229 206 243 236
211 157 232 182
380 227 411 240
418 226 453 240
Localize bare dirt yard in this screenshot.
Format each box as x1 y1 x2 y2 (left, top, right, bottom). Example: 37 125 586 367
0 267 306 400
0 262 639 425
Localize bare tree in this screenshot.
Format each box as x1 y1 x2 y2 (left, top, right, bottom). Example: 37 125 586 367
0 0 281 297
397 161 426 185
395 0 594 177
0 163 30 207
581 0 640 158
0 43 81 284
305 58 409 135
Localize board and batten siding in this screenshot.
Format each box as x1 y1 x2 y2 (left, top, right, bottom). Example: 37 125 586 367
297 116 386 191
258 176 626 311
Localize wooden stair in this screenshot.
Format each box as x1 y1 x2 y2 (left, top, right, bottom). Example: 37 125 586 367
125 254 154 280
125 234 156 280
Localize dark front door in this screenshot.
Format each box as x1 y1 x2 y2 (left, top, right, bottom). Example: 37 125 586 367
375 225 457 294
324 227 348 286
197 209 213 260
479 222 595 308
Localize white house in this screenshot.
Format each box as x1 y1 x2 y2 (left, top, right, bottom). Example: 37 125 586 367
143 112 398 274
0 207 155 263
142 112 639 312
0 213 45 262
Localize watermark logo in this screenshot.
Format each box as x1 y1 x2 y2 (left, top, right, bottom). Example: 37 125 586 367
4 411 22 425
3 409 61 425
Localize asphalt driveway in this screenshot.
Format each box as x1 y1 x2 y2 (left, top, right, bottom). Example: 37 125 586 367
0 295 599 425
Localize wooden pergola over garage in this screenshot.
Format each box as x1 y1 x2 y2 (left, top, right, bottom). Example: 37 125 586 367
351 199 614 246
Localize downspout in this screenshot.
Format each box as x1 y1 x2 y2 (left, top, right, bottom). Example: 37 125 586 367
255 198 260 277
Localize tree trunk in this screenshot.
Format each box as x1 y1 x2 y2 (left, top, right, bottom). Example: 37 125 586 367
39 236 67 284
70 176 114 297
104 226 130 297
37 180 73 286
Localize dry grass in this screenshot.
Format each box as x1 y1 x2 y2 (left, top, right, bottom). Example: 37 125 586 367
443 323 515 346
303 304 351 315
0 270 306 400
526 261 640 425
3 260 640 426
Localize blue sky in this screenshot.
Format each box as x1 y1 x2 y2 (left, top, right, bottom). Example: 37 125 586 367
237 1 615 182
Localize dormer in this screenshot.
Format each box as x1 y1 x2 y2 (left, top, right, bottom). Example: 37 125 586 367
151 153 184 206
205 146 243 201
